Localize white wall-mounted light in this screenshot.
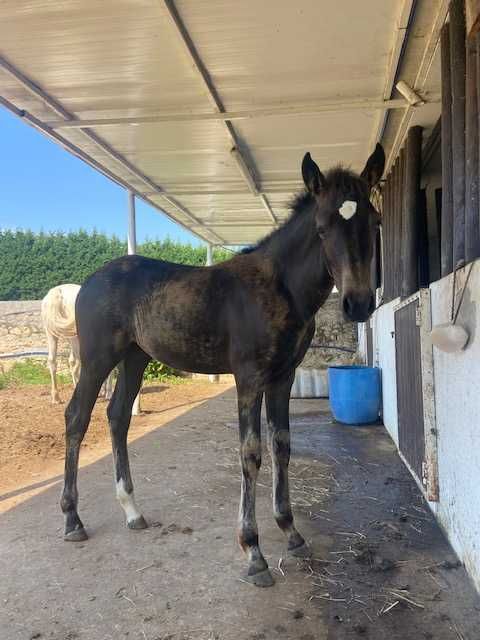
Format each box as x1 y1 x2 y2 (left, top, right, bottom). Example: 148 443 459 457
395 81 425 106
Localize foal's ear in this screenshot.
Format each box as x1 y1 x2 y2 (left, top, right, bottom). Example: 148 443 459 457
302 152 326 194
360 143 385 190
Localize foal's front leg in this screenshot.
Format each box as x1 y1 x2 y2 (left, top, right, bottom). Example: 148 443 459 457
265 374 310 557
236 383 273 587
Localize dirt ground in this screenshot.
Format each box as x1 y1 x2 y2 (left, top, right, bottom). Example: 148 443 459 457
1 382 479 640
0 379 230 506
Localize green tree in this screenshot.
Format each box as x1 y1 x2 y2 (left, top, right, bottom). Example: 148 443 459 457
0 230 233 300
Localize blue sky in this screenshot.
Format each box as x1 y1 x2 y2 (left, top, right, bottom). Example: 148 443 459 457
0 107 201 245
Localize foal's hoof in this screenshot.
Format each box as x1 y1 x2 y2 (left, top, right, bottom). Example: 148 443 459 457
288 541 312 559
64 527 88 542
127 515 148 530
242 568 275 588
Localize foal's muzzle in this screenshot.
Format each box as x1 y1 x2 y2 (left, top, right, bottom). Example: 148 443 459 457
342 290 375 322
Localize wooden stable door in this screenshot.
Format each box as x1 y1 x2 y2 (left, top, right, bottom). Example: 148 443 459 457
394 291 439 500
394 296 426 483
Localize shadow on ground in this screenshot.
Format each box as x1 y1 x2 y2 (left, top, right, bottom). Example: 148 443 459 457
1 388 479 640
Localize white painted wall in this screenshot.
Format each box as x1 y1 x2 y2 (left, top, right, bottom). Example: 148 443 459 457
371 298 400 445
357 322 367 362
372 262 480 593
429 262 480 592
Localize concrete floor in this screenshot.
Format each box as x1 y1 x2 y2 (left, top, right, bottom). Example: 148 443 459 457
1 388 479 640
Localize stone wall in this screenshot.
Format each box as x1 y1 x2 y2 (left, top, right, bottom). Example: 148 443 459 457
0 301 45 356
301 292 358 369
0 293 357 371
0 301 71 372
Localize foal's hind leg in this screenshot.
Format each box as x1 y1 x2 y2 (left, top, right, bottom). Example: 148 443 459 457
61 367 106 540
265 373 310 558
107 346 150 530
236 379 273 587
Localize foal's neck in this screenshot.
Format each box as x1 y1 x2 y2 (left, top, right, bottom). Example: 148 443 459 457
261 199 334 321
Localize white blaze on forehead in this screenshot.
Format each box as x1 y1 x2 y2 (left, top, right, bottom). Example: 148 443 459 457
339 200 357 220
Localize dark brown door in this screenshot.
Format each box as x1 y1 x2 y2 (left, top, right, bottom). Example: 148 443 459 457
395 298 425 482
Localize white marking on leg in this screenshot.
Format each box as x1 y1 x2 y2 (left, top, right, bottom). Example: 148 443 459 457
339 200 357 220
116 479 142 524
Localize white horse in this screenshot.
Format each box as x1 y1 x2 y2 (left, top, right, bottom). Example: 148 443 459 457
41 284 123 407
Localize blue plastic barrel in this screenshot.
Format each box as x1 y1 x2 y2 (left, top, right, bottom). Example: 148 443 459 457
328 365 381 425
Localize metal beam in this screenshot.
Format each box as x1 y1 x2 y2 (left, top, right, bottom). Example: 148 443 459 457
42 98 419 129
191 223 274 229
0 55 160 193
141 180 304 197
162 0 277 225
259 195 278 224
386 0 450 172
143 187 301 196
369 0 415 148
0 95 222 246
230 147 258 195
0 55 226 245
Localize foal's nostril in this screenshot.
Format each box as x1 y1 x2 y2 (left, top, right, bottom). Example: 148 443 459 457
343 291 375 321
343 295 353 317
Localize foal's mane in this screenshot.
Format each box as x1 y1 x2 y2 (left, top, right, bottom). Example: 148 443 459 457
242 166 367 255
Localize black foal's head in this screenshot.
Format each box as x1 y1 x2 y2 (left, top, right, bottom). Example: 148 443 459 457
301 144 385 322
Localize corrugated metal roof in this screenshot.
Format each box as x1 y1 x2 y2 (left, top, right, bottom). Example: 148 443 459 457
0 0 446 246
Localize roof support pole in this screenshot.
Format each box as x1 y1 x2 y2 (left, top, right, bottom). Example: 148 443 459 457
206 242 213 267
127 191 137 255
205 243 219 383
127 191 142 414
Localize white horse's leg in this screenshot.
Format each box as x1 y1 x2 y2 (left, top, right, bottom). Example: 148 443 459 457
104 370 115 400
46 333 61 404
132 391 141 416
69 337 81 387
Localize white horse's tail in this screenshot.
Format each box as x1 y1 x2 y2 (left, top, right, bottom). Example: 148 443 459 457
41 284 81 339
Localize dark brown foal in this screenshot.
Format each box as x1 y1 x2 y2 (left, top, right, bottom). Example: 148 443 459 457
61 145 384 586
